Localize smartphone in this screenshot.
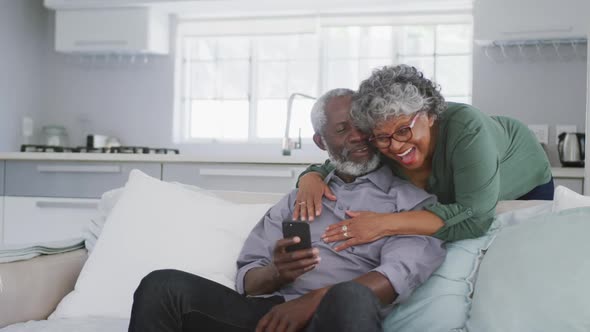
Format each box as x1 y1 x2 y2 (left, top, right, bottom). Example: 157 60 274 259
282 221 312 253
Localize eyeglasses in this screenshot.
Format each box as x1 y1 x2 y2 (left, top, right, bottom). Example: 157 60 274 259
368 112 421 148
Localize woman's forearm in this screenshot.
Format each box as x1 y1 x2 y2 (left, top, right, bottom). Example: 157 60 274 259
323 210 446 250
382 210 444 236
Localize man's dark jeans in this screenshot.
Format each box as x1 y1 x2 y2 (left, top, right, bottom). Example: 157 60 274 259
128 269 383 332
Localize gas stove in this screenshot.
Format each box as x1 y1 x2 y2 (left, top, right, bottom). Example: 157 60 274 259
21 144 180 154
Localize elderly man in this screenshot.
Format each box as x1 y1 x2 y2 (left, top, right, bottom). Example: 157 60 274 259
128 88 446 332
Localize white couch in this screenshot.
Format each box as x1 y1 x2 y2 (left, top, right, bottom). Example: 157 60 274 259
1 180 589 332
0 189 285 330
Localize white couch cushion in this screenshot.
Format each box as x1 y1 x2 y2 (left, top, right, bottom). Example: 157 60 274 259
50 170 275 319
465 206 590 331
84 184 283 254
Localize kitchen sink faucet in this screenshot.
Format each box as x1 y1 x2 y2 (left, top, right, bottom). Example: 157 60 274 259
282 92 316 156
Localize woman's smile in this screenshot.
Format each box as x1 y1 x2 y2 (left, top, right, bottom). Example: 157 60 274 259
395 146 417 165
373 117 432 170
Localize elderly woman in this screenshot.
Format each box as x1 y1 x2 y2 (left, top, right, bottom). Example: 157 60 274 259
295 65 552 247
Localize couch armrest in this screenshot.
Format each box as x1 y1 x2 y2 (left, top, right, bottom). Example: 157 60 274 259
0 249 88 328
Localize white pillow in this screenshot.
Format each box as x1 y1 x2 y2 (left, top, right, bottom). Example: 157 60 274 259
84 183 219 253
51 170 274 319
85 187 125 253
552 185 590 212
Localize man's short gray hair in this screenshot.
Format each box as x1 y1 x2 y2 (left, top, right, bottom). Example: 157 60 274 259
351 65 446 132
310 88 355 135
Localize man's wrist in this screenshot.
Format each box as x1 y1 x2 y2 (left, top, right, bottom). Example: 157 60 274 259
266 264 284 288
244 265 286 295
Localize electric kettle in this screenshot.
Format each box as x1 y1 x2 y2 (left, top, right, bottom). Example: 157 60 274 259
558 132 585 167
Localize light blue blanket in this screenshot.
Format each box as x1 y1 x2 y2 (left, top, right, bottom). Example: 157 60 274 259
384 201 554 332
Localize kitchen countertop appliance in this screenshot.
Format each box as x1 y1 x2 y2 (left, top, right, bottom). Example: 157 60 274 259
41 125 69 147
558 132 585 167
86 134 122 149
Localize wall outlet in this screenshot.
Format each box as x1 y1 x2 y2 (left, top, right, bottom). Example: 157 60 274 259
528 124 549 145
555 125 577 144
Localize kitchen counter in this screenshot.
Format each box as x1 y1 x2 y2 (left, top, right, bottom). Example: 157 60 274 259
0 152 325 165
0 153 585 178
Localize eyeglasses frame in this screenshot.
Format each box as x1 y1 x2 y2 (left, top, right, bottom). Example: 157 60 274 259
368 112 423 148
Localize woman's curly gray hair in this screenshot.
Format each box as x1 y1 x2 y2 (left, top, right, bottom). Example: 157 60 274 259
351 65 446 131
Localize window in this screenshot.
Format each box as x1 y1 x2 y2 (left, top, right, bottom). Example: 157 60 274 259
255 35 319 139
180 34 318 142
177 17 472 143
185 37 251 140
322 25 473 102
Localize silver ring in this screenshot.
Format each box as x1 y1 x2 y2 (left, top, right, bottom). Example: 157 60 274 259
341 225 348 232
343 232 349 238
298 201 306 205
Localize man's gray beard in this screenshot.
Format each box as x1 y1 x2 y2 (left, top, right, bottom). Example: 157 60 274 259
323 138 381 177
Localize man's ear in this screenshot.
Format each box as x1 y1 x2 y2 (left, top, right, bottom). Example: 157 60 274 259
313 133 326 151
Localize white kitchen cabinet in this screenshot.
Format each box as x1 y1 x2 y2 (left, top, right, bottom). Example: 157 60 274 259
474 0 589 42
552 167 585 195
3 196 99 246
0 197 4 244
5 161 161 198
0 158 311 245
0 161 4 244
55 8 169 54
554 178 584 195
2 160 161 245
162 163 308 194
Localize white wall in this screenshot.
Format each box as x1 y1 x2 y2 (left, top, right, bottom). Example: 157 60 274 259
0 0 46 151
472 0 588 165
37 11 176 148
472 48 587 164
0 3 176 150
2 0 587 163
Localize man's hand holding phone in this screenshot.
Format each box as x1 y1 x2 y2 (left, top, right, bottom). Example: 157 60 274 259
271 222 320 286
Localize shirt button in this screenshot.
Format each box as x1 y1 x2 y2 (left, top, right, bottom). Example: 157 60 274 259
467 210 473 216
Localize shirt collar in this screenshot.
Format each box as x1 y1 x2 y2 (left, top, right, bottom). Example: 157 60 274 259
324 165 393 192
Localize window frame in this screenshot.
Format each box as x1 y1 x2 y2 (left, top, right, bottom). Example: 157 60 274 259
173 13 473 146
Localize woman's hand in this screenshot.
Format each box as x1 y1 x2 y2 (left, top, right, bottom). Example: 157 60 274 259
293 172 336 222
321 211 391 251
